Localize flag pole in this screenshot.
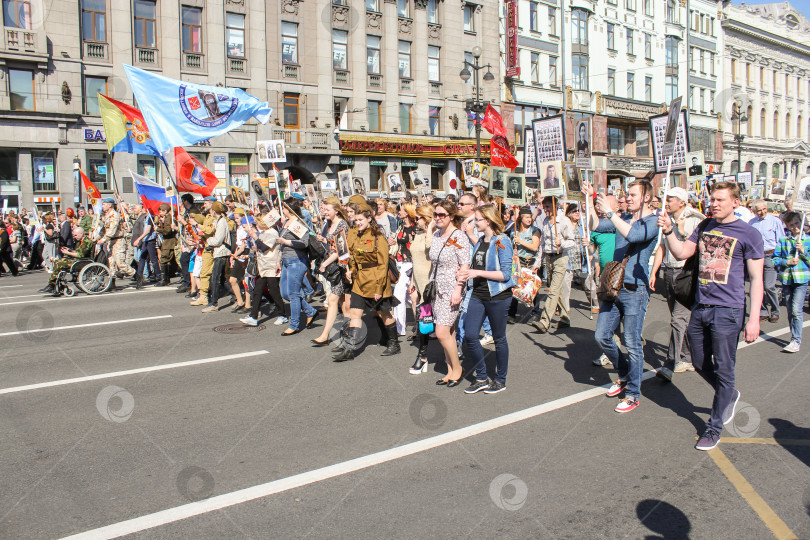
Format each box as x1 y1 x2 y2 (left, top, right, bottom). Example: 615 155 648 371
108 152 132 232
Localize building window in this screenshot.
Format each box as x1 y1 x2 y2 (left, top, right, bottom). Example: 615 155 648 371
181 6 202 53
636 129 649 156
572 54 588 90
644 34 651 59
666 0 677 23
607 127 624 155
700 88 706 113
427 0 438 23
9 68 34 111
367 100 381 131
689 85 696 110
548 6 556 35
710 52 715 76
773 163 780 178
665 37 678 67
760 108 766 138
31 151 56 192
134 0 156 48
627 73 634 99
709 90 715 113
332 29 347 70
86 151 110 191
399 103 412 134
745 62 751 85
281 22 298 64
137 155 159 182
626 0 635 12
367 35 380 74
398 0 409 17
773 70 778 92
571 9 588 45
549 56 558 86
645 76 652 101
644 0 653 17
529 2 538 31
607 24 615 50
366 0 378 11
797 114 802 140
226 13 245 58
701 50 707 74
530 52 539 83
283 93 299 128
428 46 440 81
607 68 615 95
665 75 677 103
730 59 736 83
758 162 768 179
429 106 441 135
773 111 779 139
3 0 30 29
463 4 474 32
626 28 633 55
84 76 106 115
786 112 791 139
81 0 106 42
398 40 411 78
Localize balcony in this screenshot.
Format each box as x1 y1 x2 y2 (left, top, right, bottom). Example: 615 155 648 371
400 78 413 92
183 52 204 71
664 20 684 39
283 64 299 80
135 47 158 66
334 69 350 85
368 73 382 88
1 27 47 62
228 57 246 74
269 128 337 154
429 82 442 96
83 41 108 62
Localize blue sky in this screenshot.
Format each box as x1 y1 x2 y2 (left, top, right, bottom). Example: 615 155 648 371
730 0 810 21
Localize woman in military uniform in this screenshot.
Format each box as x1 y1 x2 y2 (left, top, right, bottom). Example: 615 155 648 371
334 205 398 362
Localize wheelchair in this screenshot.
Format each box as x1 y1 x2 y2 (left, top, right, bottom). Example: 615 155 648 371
53 258 113 297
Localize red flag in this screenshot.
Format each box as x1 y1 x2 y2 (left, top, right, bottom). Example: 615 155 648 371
174 147 219 196
490 135 518 170
481 104 507 138
79 169 102 201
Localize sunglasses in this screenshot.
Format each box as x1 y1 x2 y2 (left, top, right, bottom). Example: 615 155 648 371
434 212 449 218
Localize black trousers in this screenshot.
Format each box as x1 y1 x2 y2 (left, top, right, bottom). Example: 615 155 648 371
180 251 192 287
209 256 229 305
250 275 285 320
0 250 17 276
27 241 43 270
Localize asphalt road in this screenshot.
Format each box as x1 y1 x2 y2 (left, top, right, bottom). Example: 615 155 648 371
0 269 808 539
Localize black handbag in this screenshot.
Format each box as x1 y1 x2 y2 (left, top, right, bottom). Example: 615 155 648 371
422 233 452 304
673 218 711 308
245 252 258 276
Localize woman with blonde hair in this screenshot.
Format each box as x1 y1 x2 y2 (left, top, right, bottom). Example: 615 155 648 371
240 211 287 326
390 202 417 337
408 203 436 374
428 200 470 386
458 204 516 394
312 197 351 346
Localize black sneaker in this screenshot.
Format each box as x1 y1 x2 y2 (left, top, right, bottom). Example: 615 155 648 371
464 379 491 394
483 381 506 394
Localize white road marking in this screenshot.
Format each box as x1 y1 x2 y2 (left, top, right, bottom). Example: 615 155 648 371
737 320 810 350
0 284 23 289
0 315 172 338
0 287 173 307
0 293 50 300
0 350 269 395
58 322 799 539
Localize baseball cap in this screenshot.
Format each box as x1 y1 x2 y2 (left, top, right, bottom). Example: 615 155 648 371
667 187 688 202
290 192 304 201
203 196 217 201
102 197 115 204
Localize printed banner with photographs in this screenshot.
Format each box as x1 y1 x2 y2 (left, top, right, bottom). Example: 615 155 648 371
504 173 526 206
574 118 592 169
736 171 753 192
531 115 567 166
256 140 287 164
562 162 583 201
793 176 810 211
461 159 474 184
749 186 764 201
650 110 690 173
537 160 565 198
229 185 248 206
386 171 405 198
409 169 427 189
352 177 367 196
661 97 683 157
320 179 337 191
338 169 353 198
523 127 537 179
686 150 706 183
609 179 621 195
490 167 509 198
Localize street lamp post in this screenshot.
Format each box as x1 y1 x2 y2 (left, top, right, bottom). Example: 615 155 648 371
731 100 748 175
459 46 494 161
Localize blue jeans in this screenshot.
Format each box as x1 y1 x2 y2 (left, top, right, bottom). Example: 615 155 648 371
180 250 192 287
458 287 492 345
783 282 808 344
281 256 317 330
687 305 744 432
137 239 159 279
464 295 511 384
594 286 650 399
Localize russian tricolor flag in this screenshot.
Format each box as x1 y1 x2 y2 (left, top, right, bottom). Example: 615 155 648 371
130 170 178 214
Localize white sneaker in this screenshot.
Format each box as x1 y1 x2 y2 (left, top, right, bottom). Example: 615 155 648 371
782 340 801 353
674 361 695 373
273 316 288 326
592 353 610 366
240 316 258 327
480 334 494 346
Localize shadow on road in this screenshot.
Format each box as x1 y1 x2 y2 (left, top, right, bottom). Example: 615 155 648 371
636 498 691 539
769 418 810 469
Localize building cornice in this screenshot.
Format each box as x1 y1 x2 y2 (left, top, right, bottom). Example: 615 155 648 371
722 20 810 58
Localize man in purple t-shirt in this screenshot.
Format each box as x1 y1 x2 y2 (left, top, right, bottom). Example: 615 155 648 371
658 181 764 451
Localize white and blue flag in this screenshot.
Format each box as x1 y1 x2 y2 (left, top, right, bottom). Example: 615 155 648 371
123 64 272 154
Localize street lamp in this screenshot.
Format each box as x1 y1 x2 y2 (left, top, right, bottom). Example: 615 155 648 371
731 100 748 175
460 46 494 160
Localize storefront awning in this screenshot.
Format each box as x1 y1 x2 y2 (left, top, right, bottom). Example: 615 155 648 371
34 196 61 203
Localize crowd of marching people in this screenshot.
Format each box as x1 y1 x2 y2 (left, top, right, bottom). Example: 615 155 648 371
4 177 809 451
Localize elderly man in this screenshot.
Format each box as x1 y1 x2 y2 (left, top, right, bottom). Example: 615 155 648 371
650 187 703 380
750 199 785 322
40 226 95 294
97 197 135 283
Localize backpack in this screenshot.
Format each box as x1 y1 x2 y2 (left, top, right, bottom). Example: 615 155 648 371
306 233 329 265
223 217 237 253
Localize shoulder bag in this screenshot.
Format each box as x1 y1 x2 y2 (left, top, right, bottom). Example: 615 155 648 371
422 232 452 304
672 218 711 308
597 241 639 303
